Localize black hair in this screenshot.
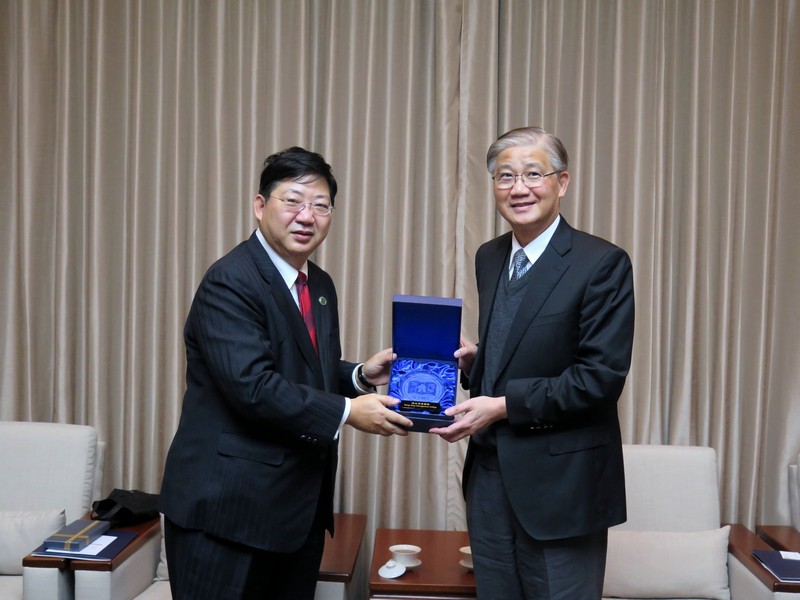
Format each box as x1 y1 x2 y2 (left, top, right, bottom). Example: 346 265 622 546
258 146 338 205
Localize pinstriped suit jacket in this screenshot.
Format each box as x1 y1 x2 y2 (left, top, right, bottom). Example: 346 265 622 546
463 217 635 540
161 232 358 552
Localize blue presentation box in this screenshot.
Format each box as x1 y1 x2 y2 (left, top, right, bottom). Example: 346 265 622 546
43 518 110 551
388 294 462 432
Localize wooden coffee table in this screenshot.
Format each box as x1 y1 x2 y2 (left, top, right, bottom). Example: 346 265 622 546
369 528 475 599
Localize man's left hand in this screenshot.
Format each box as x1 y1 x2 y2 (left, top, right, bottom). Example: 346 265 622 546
360 347 396 387
429 396 507 443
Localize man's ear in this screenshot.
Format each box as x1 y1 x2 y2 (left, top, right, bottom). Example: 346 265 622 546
253 194 266 220
557 171 570 198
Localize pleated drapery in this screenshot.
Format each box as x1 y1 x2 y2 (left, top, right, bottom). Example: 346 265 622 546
2 2 799 595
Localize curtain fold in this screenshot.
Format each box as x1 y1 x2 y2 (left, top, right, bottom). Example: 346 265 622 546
2 7 799 595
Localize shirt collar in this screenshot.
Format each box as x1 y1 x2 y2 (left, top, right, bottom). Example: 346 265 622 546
255 228 307 289
510 214 561 274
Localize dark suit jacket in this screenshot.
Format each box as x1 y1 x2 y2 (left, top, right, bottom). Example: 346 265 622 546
160 233 359 552
463 217 635 540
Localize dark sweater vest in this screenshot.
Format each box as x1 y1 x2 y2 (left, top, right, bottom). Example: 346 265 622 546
474 265 531 448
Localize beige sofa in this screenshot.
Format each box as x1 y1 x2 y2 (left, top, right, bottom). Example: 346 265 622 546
603 444 795 600
0 421 104 600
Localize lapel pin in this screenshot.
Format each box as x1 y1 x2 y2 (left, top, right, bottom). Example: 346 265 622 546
319 296 327 306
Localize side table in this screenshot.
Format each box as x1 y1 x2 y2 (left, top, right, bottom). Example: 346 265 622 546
757 524 800 553
369 528 475 599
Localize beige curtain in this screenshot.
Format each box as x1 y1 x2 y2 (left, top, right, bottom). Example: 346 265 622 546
3 0 799 592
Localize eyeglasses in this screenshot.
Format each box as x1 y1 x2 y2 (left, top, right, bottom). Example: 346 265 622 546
491 170 562 190
269 195 334 216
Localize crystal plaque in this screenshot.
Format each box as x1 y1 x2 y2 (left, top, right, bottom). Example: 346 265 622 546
388 295 462 432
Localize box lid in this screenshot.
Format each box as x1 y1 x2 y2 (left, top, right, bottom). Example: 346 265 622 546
392 294 462 362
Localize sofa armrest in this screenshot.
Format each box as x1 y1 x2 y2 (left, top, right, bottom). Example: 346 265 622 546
71 518 160 573
72 518 161 600
22 550 71 600
728 523 800 594
20 565 73 600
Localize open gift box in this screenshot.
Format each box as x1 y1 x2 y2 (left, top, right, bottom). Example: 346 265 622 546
388 294 462 432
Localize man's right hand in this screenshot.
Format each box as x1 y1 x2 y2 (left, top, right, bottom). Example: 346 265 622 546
346 394 413 436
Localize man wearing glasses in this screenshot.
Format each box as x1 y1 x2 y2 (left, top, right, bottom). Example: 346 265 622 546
161 146 413 599
432 127 635 599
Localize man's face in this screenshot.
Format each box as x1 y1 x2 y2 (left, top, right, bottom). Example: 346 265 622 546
492 144 569 246
253 176 333 269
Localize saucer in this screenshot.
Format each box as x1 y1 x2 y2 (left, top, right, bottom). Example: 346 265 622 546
458 558 473 571
402 558 422 570
378 560 406 579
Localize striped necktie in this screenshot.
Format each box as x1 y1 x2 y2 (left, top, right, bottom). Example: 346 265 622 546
295 272 318 353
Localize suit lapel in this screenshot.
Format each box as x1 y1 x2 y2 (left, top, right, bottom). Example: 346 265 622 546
497 220 572 370
246 235 324 381
498 257 569 373
473 221 573 386
307 265 334 387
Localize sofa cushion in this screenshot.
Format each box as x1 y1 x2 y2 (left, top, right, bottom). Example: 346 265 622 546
603 525 730 600
0 509 66 574
0 422 99 523
134 581 172 599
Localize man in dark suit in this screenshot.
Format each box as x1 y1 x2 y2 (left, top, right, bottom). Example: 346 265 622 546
160 147 413 599
432 127 635 599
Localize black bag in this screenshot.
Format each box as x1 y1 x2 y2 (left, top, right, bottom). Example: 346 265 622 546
91 488 160 528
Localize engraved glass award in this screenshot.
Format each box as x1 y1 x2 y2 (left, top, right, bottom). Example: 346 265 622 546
388 295 462 432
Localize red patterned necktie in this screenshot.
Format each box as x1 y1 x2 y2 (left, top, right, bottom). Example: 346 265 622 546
296 271 318 353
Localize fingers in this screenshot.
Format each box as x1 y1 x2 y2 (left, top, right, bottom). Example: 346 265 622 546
346 395 412 436
375 409 413 436
384 415 412 436
455 338 476 353
443 401 470 417
374 394 400 407
454 339 477 372
362 348 397 386
390 412 414 431
367 347 395 365
430 420 471 443
432 398 493 442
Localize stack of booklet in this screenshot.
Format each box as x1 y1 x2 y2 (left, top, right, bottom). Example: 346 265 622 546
752 549 800 582
31 519 136 561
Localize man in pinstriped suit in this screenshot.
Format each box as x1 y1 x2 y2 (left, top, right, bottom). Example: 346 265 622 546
161 147 412 599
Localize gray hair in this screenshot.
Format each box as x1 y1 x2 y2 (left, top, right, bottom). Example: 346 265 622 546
486 126 569 174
